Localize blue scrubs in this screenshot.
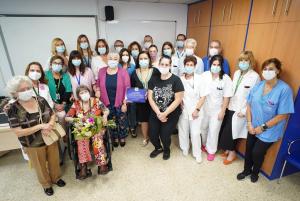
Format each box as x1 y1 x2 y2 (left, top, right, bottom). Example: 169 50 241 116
202 56 231 76
247 80 294 142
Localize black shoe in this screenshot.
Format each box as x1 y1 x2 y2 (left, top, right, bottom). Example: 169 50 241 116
237 171 252 180
44 187 54 196
131 129 137 138
150 149 163 158
113 140 119 147
55 179 66 187
163 151 170 160
120 141 126 147
250 174 259 183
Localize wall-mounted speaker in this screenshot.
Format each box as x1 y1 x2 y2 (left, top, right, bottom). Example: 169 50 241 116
105 6 114 21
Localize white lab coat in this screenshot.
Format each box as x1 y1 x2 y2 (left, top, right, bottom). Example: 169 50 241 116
178 54 204 76
171 55 180 76
201 71 233 154
228 69 260 139
178 73 208 159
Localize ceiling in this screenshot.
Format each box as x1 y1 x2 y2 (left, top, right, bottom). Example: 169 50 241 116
113 0 200 4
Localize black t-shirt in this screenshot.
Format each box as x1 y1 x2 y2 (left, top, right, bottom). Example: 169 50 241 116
148 74 184 115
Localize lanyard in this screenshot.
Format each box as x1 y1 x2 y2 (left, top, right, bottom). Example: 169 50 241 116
33 83 39 96
55 78 61 92
234 74 244 95
75 73 81 85
83 56 90 66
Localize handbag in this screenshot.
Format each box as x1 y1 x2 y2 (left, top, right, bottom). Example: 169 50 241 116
36 98 66 145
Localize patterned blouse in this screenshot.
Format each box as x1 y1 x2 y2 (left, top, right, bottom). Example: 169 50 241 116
7 96 53 147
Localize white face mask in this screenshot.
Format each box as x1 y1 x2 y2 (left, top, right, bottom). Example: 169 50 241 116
262 70 277 80
122 55 129 63
158 66 170 75
80 42 89 49
107 60 118 68
144 42 152 49
80 92 90 102
115 47 123 53
28 71 41 81
209 48 219 57
18 89 33 101
185 48 194 56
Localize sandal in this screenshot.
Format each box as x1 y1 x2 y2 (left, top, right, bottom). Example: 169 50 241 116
98 165 109 175
142 139 149 146
78 163 91 180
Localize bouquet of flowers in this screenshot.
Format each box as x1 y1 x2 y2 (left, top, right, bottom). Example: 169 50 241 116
72 113 116 140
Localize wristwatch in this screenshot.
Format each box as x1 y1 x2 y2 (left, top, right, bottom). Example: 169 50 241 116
261 123 269 131
196 108 200 112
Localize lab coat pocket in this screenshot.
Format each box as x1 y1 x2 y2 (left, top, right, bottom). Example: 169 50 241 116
232 112 247 139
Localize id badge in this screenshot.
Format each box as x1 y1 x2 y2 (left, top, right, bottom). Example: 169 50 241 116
56 93 60 100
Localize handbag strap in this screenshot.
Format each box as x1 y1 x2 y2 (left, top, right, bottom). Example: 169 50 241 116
35 97 43 124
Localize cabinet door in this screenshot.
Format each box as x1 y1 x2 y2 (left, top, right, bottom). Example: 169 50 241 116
279 0 300 22
245 23 278 72
188 3 198 27
211 0 229 26
187 26 210 58
196 0 213 26
271 21 300 95
228 0 252 25
250 0 284 23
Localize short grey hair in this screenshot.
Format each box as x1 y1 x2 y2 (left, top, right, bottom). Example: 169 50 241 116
108 52 120 60
185 38 197 49
6 75 32 97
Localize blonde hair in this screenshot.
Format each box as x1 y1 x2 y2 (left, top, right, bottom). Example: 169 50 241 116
51 37 68 56
185 38 197 49
237 50 256 69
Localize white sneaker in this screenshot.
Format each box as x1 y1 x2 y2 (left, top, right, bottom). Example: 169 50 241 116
196 157 202 163
182 150 188 156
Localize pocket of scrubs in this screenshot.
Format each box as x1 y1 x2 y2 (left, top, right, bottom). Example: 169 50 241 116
262 100 278 116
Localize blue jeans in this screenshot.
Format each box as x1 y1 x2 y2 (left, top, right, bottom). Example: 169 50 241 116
108 106 128 140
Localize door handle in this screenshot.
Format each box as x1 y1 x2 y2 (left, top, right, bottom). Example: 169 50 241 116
284 0 291 16
222 5 226 22
229 2 233 21
197 10 201 24
272 0 278 16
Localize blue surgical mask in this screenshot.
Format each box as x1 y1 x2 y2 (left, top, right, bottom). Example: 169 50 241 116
176 41 184 48
72 59 81 66
56 45 65 53
131 50 139 58
238 61 250 71
211 65 221 74
184 66 194 75
139 59 149 68
80 42 89 49
163 49 172 57
98 47 106 55
52 64 63 72
107 60 118 68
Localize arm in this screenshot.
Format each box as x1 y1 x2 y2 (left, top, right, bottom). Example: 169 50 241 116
163 91 184 117
192 96 206 119
148 90 161 115
12 125 44 138
246 104 256 135
254 114 289 135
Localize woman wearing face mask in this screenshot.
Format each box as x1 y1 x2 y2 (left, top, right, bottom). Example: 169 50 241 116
201 55 233 161
148 45 160 68
219 51 260 165
178 56 209 163
179 38 204 76
96 52 130 147
148 56 184 160
77 34 94 68
131 51 159 145
128 41 142 65
202 40 230 75
91 39 109 80
6 76 65 196
45 38 69 71
114 40 124 53
237 58 294 183
162 41 179 76
175 34 186 60
25 62 54 108
68 50 96 100
65 85 110 179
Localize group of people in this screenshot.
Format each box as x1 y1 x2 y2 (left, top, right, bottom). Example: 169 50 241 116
4 33 294 196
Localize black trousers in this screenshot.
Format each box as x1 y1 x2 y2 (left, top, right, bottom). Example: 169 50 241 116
244 133 273 175
149 111 180 153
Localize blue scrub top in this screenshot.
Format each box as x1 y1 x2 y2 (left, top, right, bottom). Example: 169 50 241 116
202 56 231 76
118 63 136 76
247 80 294 142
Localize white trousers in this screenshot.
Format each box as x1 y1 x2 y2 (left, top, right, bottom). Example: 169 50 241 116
178 115 202 158
201 109 223 154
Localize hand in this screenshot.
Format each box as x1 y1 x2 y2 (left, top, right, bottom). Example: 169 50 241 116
41 123 53 131
121 104 127 113
70 95 75 102
237 112 245 118
247 123 256 135
254 126 263 135
41 129 50 136
192 110 199 120
95 90 100 98
157 112 168 122
102 115 108 126
218 111 225 121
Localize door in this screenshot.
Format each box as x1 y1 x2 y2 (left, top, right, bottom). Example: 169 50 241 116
228 0 252 25
250 0 284 23
188 3 198 27
188 26 210 58
211 0 229 26
279 0 300 22
196 0 213 26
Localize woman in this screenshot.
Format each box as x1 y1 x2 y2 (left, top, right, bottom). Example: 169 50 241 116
178 56 208 163
149 45 159 68
25 62 54 108
219 51 260 165
65 85 110 179
162 41 180 76
148 56 184 160
201 55 233 161
131 51 158 145
45 55 72 128
46 38 69 71
91 39 109 80
96 52 130 147
179 38 204 76
68 50 96 100
6 76 65 196
77 34 93 68
237 58 294 183
114 40 124 53
128 41 142 64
